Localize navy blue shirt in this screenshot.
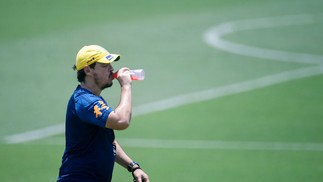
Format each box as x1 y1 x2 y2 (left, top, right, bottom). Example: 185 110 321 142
58 85 116 182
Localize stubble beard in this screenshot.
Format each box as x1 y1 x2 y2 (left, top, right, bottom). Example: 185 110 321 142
94 73 113 90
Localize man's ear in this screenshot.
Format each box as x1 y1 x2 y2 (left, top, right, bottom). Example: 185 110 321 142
83 66 92 75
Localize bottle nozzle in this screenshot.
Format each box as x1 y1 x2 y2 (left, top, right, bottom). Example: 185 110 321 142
112 72 118 79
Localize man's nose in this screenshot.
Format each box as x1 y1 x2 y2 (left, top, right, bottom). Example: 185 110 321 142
109 65 114 72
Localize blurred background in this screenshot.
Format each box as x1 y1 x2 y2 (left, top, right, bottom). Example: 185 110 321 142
1 0 323 181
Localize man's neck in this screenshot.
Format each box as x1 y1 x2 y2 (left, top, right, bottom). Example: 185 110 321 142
80 82 101 96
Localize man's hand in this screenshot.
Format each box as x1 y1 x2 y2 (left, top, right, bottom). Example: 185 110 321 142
132 168 150 182
116 67 132 87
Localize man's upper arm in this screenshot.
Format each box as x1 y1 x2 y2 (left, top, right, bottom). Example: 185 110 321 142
75 96 113 128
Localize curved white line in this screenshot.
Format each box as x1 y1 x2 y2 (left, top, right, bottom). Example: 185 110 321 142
203 14 323 65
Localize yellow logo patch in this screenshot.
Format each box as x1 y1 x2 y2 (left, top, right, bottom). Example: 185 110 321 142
93 100 110 118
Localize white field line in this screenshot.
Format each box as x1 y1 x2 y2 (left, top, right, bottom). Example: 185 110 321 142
5 124 65 144
133 66 323 115
118 139 323 151
4 14 323 145
5 66 323 144
203 14 323 65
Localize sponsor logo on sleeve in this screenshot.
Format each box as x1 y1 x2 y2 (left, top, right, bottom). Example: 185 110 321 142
94 100 110 118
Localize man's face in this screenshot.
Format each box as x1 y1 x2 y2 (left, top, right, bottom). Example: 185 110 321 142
92 63 114 90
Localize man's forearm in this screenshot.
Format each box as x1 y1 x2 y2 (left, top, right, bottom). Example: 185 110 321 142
106 84 132 130
115 84 132 123
114 140 133 169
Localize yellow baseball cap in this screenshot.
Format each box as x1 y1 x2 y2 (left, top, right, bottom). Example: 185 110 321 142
75 45 120 71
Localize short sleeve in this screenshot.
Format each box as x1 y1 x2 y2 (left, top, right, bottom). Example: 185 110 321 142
75 95 113 128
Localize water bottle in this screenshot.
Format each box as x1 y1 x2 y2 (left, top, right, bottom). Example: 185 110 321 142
113 69 145 80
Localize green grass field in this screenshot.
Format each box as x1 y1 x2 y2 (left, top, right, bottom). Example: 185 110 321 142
1 0 323 181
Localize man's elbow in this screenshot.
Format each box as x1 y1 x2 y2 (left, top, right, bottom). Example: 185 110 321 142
106 119 130 130
115 121 130 130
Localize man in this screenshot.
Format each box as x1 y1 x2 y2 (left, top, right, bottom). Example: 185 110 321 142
57 45 149 182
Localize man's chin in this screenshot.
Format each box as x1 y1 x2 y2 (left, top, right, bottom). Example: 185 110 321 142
101 82 113 90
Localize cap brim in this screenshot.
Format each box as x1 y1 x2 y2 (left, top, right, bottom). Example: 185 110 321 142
97 53 120 64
